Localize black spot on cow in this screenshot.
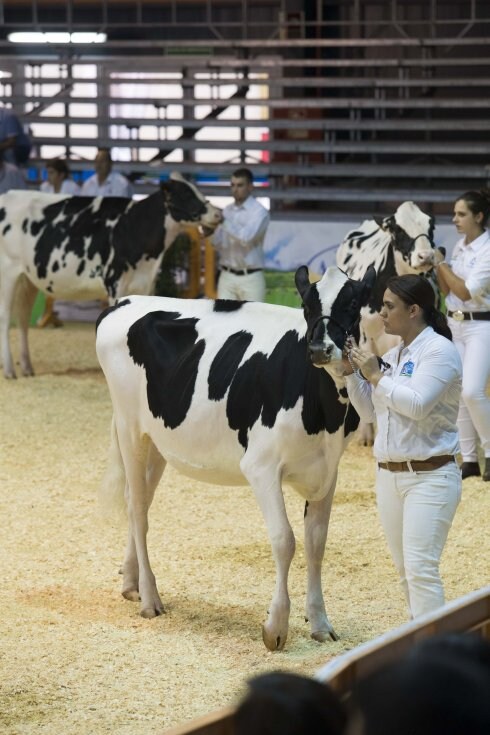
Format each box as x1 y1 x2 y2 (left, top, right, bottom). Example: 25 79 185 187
52 260 59 273
225 330 350 448
213 299 246 312
367 244 396 313
30 220 44 237
2 223 11 235
22 218 28 233
127 310 205 429
208 331 253 400
347 230 368 239
77 259 85 276
95 298 131 331
0 207 5 224
227 351 267 448
301 350 349 436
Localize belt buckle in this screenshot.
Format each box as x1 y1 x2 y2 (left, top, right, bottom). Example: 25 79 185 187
452 309 465 322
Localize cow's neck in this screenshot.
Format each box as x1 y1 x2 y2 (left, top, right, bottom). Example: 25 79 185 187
322 364 348 391
368 243 397 312
163 215 183 250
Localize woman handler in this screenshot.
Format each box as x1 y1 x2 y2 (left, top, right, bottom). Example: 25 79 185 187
344 274 462 619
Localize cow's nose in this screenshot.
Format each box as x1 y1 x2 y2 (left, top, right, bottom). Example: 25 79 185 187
417 249 433 262
308 341 334 364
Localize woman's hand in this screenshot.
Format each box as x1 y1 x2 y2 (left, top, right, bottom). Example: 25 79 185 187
348 343 383 385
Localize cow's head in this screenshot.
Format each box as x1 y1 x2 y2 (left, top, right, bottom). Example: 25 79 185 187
376 201 435 274
162 172 222 232
295 265 376 371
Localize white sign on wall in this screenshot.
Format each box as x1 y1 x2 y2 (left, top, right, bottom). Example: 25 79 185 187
263 219 456 273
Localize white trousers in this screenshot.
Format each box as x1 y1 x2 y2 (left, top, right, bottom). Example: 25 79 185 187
376 462 461 618
217 269 266 302
450 318 490 461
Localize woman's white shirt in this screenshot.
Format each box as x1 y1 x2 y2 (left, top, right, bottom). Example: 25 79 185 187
345 327 462 462
445 229 490 311
40 179 80 195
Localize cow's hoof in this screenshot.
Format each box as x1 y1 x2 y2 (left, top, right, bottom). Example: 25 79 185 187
311 627 339 643
122 588 140 602
262 624 287 651
140 605 165 619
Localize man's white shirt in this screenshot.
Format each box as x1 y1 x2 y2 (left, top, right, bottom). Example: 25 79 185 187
81 171 132 198
212 195 269 270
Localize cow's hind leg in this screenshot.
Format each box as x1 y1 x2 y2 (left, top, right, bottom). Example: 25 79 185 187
243 461 295 651
304 483 338 642
120 434 166 617
0 268 23 378
14 276 38 376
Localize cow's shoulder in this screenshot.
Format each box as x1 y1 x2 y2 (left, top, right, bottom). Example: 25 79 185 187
126 307 205 429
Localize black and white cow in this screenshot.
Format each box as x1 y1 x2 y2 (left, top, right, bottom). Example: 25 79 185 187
95 264 376 651
336 201 441 443
0 173 222 378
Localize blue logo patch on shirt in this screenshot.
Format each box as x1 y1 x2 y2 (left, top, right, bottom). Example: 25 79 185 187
400 360 414 377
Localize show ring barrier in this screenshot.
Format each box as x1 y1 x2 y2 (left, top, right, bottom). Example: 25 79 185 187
162 585 490 735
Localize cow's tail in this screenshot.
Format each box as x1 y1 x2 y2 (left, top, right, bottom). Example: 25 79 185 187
98 414 128 522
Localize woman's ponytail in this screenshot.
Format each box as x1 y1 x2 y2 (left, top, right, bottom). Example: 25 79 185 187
425 304 453 341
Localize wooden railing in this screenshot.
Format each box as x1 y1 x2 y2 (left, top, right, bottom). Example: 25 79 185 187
159 585 490 735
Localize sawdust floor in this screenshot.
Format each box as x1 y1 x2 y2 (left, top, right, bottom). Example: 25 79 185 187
1 323 488 735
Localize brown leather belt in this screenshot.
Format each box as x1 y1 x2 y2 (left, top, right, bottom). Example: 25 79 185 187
448 310 490 321
220 266 263 276
378 455 455 472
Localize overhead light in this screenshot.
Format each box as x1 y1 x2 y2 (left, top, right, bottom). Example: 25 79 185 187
8 32 107 44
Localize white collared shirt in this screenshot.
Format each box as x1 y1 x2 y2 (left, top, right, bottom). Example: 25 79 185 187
212 195 269 270
345 327 462 462
445 229 490 312
40 179 80 195
80 171 132 198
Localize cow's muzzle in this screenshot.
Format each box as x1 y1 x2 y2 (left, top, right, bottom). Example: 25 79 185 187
308 341 335 365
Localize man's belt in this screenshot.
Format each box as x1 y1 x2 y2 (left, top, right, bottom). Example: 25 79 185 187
378 455 455 473
448 310 490 321
220 266 263 276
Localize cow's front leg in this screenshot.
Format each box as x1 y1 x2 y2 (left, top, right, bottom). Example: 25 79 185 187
121 519 140 602
304 487 338 642
244 463 295 651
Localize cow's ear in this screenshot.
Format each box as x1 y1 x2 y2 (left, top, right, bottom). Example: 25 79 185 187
381 215 396 232
360 265 377 304
170 171 186 183
295 265 310 297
